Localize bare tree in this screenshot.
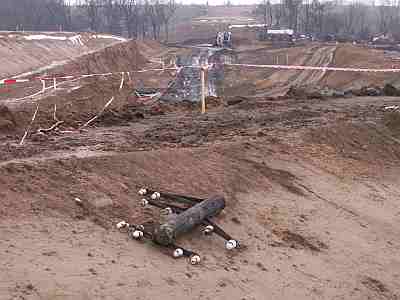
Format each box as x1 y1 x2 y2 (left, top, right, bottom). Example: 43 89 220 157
284 0 301 32
160 0 177 42
119 0 139 38
103 0 122 35
273 0 284 27
83 0 102 32
255 0 273 26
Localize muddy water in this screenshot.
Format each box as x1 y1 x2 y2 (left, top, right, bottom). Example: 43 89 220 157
161 46 236 102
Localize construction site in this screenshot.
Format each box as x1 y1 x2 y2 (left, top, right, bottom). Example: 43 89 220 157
1 5 400 300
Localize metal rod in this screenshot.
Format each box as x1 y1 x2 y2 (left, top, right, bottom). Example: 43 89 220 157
144 189 204 204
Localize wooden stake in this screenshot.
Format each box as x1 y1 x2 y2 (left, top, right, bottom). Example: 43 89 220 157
20 104 39 145
201 66 206 114
79 96 114 130
119 72 125 90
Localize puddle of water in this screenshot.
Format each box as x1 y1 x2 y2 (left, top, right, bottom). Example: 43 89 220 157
161 46 236 102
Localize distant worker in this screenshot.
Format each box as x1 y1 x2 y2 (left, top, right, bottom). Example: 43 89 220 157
215 31 232 48
217 32 224 47
215 32 220 47
223 31 229 44
226 31 232 48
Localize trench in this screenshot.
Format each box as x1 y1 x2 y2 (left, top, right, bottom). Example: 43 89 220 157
160 45 237 102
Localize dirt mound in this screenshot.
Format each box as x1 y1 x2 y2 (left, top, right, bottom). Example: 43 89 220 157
306 122 400 164
136 40 167 59
285 85 346 100
322 44 396 89
351 86 383 97
0 32 119 79
349 83 400 97
384 111 400 137
383 83 400 96
96 104 146 126
225 95 248 106
48 40 147 77
0 105 17 134
6 41 149 133
286 84 400 100
5 76 139 137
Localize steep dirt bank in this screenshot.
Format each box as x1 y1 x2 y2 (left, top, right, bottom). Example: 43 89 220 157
322 44 399 89
223 43 400 98
0 32 124 79
47 40 147 77
0 40 150 134
222 44 336 97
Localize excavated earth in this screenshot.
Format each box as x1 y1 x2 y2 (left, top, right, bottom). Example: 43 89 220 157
0 34 400 300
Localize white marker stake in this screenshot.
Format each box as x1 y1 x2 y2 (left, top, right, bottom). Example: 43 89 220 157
53 78 57 90
20 104 39 145
119 72 125 90
79 96 114 129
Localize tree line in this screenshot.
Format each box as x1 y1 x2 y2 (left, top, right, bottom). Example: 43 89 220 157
254 0 400 40
1 1 400 42
0 0 177 40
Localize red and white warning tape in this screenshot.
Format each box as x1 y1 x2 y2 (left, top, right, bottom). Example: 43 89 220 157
0 67 182 86
2 63 400 87
222 63 400 73
0 78 30 85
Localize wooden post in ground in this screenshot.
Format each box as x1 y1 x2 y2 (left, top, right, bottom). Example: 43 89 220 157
201 66 206 114
153 196 225 246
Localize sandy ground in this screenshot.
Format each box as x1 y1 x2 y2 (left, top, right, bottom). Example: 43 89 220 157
1 31 400 300
1 128 400 300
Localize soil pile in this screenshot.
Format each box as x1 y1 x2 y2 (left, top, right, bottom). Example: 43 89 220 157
8 41 149 132
286 84 400 99
322 44 397 89
306 122 400 164
0 32 119 79
351 84 400 97
48 40 147 77
0 105 17 134
384 110 400 137
383 84 400 96
285 86 344 99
